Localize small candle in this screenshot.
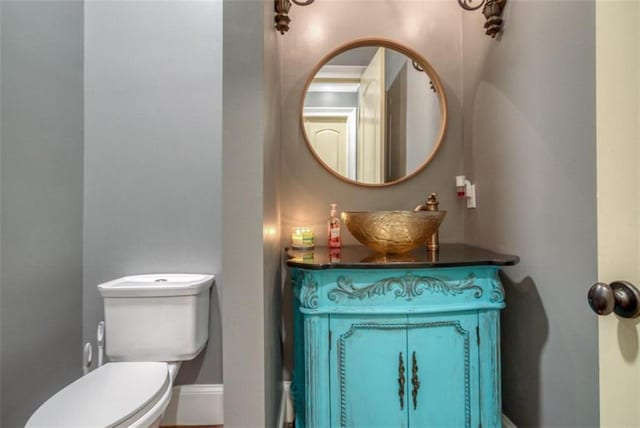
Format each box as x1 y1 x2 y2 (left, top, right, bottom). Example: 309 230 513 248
292 227 314 249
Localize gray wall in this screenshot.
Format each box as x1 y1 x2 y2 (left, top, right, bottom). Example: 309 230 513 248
0 2 3 420
280 0 465 250
280 0 465 378
406 65 441 173
462 1 598 426
0 1 84 426
282 1 599 425
221 0 283 426
263 2 284 424
83 0 223 384
384 50 441 173
385 49 405 90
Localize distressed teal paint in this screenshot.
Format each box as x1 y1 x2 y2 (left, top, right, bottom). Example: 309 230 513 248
291 266 505 428
406 314 479 427
328 273 483 302
331 316 409 427
479 309 502 428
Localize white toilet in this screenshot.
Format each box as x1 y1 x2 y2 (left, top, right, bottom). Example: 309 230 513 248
26 273 214 428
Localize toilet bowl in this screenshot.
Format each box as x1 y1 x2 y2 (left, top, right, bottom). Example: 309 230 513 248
26 274 214 428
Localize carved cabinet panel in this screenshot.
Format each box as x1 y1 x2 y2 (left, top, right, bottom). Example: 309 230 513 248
329 315 408 427
327 313 479 427
406 313 480 427
290 265 506 428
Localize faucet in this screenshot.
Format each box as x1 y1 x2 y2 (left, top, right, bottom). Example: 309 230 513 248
414 193 440 252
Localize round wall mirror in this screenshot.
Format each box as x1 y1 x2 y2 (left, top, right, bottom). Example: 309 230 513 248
301 38 448 187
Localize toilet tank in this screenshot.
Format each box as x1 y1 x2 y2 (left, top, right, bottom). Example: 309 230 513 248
98 274 214 362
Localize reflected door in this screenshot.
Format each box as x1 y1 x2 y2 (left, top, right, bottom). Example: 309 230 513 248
596 1 640 426
357 47 385 184
386 62 408 182
304 117 349 176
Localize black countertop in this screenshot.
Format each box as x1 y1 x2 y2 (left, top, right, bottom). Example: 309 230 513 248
286 243 519 270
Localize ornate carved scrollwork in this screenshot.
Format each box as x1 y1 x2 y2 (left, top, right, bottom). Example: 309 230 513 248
490 271 505 303
328 273 483 302
490 281 505 303
296 271 319 309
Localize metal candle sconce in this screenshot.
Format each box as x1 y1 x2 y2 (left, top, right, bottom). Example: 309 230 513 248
459 0 507 38
275 0 507 38
274 0 315 35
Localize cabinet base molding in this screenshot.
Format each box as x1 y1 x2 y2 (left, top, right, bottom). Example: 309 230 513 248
283 385 516 428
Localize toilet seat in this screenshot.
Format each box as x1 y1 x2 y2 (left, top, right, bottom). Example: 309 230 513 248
26 362 171 428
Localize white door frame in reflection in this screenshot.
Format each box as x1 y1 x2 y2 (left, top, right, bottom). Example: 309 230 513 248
303 107 357 179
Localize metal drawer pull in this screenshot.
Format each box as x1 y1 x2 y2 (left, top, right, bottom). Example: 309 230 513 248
412 351 420 410
398 352 405 410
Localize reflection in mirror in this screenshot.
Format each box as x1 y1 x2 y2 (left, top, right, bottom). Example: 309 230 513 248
302 41 447 186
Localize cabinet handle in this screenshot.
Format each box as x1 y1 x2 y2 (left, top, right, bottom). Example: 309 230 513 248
398 352 405 410
411 351 420 410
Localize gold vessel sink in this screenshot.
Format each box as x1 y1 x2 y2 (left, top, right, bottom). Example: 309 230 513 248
341 210 446 254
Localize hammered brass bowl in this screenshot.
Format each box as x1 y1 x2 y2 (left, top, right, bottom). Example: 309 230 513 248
341 210 446 254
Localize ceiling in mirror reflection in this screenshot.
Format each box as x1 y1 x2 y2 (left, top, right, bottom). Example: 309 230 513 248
301 41 447 187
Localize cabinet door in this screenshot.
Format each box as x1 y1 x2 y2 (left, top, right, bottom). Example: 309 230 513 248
407 313 480 428
330 315 409 428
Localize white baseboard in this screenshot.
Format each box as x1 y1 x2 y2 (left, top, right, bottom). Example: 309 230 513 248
160 384 223 426
277 381 293 428
502 414 517 428
277 382 286 428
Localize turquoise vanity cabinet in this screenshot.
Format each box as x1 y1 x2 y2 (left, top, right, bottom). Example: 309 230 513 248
287 244 518 428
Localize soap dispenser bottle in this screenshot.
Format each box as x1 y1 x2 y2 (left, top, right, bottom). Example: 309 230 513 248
328 203 341 248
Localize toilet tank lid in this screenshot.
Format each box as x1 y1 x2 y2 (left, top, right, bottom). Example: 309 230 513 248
98 273 215 297
26 362 170 428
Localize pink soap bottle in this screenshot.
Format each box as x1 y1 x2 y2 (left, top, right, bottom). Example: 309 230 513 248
328 203 341 248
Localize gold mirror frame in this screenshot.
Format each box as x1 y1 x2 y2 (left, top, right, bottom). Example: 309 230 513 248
300 38 448 187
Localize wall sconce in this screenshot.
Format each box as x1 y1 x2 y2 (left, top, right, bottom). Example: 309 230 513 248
275 0 506 38
411 61 437 93
275 0 315 35
459 0 507 38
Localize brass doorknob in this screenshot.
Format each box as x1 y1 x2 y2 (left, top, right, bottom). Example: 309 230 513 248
588 281 640 319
